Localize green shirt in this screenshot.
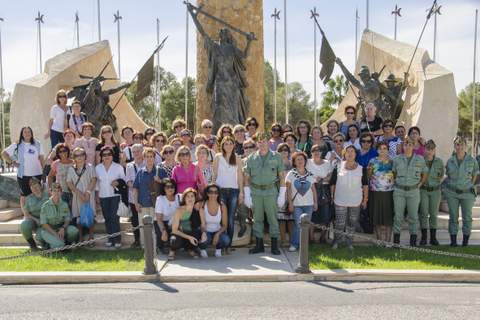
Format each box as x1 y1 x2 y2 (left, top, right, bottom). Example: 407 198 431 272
24 191 49 218
40 198 70 229
392 154 427 187
245 150 284 196
424 157 445 188
445 153 479 191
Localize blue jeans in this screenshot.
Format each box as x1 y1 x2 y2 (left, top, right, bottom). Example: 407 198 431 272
291 205 314 248
100 196 121 244
50 129 64 149
199 231 230 249
220 188 239 247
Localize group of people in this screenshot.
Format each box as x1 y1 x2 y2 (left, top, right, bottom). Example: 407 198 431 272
1 91 478 259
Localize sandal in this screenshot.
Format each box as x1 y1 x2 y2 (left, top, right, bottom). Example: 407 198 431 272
167 251 175 261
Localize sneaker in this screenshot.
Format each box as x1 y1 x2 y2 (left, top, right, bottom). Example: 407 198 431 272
105 241 113 247
200 249 208 258
114 243 122 249
288 245 297 252
215 249 222 257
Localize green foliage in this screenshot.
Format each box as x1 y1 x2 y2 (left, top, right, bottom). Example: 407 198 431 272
457 82 480 142
321 75 348 109
1 93 11 148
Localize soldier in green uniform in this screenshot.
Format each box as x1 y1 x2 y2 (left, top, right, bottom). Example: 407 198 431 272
392 137 428 246
244 132 286 255
444 136 479 247
419 140 444 246
39 183 79 249
20 178 49 250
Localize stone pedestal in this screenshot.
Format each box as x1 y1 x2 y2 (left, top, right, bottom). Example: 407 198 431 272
195 0 264 131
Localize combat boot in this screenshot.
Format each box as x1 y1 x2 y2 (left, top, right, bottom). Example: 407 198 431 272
393 233 400 245
419 229 428 246
409 234 417 247
27 238 38 251
450 234 458 247
271 237 281 255
429 229 439 246
462 235 470 247
249 237 265 254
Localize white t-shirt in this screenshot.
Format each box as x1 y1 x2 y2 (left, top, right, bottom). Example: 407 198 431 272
306 159 332 184
285 169 315 206
155 195 180 224
49 105 66 133
5 142 44 177
344 138 361 150
95 162 126 198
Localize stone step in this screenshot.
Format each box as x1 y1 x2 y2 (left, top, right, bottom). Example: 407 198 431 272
0 232 135 247
437 214 480 230
0 219 135 234
0 208 23 222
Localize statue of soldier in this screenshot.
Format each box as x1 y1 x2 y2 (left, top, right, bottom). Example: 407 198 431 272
381 73 408 121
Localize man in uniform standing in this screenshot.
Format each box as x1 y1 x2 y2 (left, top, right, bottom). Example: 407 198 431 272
392 137 428 246
419 140 444 246
244 133 286 255
20 178 49 250
39 183 79 249
444 136 479 247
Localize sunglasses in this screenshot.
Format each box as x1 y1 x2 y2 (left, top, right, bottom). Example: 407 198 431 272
102 153 113 157
164 150 175 154
334 139 344 143
361 140 373 143
164 185 175 189
207 190 219 195
181 133 191 137
155 139 165 143
244 145 255 149
279 148 289 153
203 126 212 129
247 122 257 126
102 130 112 134
272 128 281 132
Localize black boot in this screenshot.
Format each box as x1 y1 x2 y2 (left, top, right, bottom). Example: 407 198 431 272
271 237 281 255
238 225 247 238
249 237 265 254
462 235 470 247
409 234 417 247
450 234 458 247
27 238 38 251
420 229 428 246
393 234 400 245
430 229 439 246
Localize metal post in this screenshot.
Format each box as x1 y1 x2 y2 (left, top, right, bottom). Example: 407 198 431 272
0 17 4 150
432 3 442 61
185 6 189 127
35 12 44 74
284 0 288 124
75 11 80 48
295 214 311 274
156 18 162 131
391 5 402 41
114 10 122 81
366 0 369 30
97 0 101 41
355 8 359 58
473 9 478 156
271 8 280 124
311 8 319 126
142 215 157 275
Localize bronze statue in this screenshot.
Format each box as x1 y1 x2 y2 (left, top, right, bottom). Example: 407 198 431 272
381 73 408 121
187 2 255 130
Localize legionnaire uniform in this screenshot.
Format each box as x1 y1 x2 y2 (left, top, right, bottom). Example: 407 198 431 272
38 198 79 249
245 148 284 255
444 153 479 247
419 156 444 245
392 153 427 246
21 190 49 249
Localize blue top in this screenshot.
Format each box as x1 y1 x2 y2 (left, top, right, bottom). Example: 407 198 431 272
133 167 156 207
356 148 378 168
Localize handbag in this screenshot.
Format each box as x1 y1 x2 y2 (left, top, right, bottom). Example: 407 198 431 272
116 199 132 218
79 203 95 228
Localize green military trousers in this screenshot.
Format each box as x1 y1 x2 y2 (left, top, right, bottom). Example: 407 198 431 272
252 195 279 239
393 189 420 235
444 190 475 236
38 225 79 249
20 219 39 241
419 189 441 229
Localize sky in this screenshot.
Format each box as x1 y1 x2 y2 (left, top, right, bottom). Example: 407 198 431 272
0 0 478 102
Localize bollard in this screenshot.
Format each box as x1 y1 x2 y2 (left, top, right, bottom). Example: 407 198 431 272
142 215 157 275
295 214 311 274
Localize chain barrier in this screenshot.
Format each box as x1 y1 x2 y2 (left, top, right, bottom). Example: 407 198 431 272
0 225 143 262
310 222 480 261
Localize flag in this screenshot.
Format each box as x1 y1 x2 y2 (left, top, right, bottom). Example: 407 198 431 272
134 54 154 103
319 34 336 85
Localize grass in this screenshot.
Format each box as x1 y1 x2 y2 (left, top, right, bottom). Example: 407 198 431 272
309 244 480 270
0 248 144 272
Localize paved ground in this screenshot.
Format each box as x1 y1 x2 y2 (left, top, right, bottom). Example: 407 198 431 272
1 282 479 319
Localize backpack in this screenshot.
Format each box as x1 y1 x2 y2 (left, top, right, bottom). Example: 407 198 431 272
67 112 88 130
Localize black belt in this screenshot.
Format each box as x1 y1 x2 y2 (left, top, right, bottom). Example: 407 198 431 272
250 182 276 190
420 185 440 192
395 184 419 191
447 185 472 194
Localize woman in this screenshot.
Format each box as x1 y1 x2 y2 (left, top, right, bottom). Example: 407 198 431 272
95 125 122 165
339 106 358 136
268 123 283 151
286 152 317 252
144 128 156 147
282 123 294 135
170 137 183 152
120 126 134 163
150 132 167 165
180 129 196 161
216 124 234 146
66 147 97 245
376 119 397 144
45 89 68 148
233 125 246 156
357 132 378 168
408 126 425 156
344 124 361 150
276 143 294 247
325 120 340 147
199 184 230 258
284 133 299 154
330 145 369 250
444 136 478 247
73 122 98 165
2 127 44 205
171 146 206 194
311 126 331 158
212 136 243 250
155 178 180 254
359 102 383 136
245 117 259 139
157 145 177 179
169 188 202 260
48 143 74 208
307 144 333 243
367 141 394 242
327 133 345 169
66 100 87 138
46 129 76 167
201 119 217 150
169 119 187 141
195 144 213 184
132 132 144 146
295 120 312 157
95 146 126 248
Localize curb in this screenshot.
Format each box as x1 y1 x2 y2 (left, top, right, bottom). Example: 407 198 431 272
0 272 159 285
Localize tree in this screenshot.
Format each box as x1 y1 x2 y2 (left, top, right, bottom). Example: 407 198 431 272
1 93 11 148
457 82 480 150
321 75 348 109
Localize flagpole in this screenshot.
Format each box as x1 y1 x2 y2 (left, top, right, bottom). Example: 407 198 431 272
75 11 80 48
355 8 359 58
284 0 288 124
35 12 44 74
311 7 319 126
0 17 4 150
97 0 101 41
391 5 402 40
114 10 122 81
432 2 442 61
473 9 478 155
156 18 162 131
271 8 280 124
366 0 369 30
185 6 189 127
